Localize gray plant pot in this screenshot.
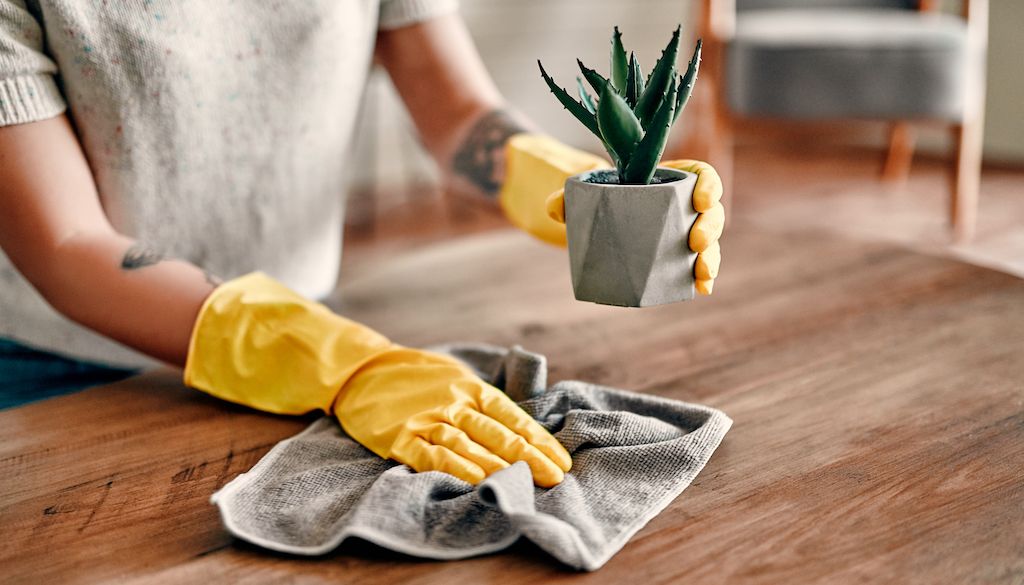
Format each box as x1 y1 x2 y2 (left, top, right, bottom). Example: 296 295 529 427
564 167 698 307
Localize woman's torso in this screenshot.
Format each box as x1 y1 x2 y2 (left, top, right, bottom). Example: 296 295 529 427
1 0 381 367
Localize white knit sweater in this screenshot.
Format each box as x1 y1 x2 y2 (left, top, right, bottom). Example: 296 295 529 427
0 0 457 367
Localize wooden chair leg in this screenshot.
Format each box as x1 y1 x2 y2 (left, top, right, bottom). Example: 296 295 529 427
667 79 720 163
666 29 733 221
951 120 982 243
949 0 988 244
882 122 915 186
711 100 734 222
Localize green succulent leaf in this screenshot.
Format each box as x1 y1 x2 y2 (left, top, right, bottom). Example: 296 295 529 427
624 76 678 184
633 25 681 129
538 24 699 184
625 52 643 108
610 26 628 95
577 59 611 97
597 81 643 173
577 76 597 113
674 38 701 123
538 60 601 139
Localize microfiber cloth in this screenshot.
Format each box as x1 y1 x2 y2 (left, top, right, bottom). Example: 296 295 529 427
211 343 731 571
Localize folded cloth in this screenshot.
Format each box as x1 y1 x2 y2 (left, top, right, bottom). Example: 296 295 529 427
211 343 732 571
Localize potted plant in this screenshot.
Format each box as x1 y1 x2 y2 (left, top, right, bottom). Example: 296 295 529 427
539 26 702 307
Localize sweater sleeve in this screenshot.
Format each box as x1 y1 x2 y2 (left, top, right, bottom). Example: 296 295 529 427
0 0 65 126
378 0 459 31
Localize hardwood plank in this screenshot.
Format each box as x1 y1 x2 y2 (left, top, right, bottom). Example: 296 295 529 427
2 225 1022 584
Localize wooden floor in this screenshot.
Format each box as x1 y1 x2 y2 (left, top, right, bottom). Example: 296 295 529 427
343 144 1024 277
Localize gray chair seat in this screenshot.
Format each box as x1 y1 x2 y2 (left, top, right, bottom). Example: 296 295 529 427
727 9 969 120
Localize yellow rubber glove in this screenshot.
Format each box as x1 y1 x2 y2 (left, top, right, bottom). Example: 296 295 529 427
184 272 572 487
542 156 725 296
498 134 607 247
663 159 724 296
334 348 572 487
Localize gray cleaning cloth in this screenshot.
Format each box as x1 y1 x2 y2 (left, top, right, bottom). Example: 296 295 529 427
211 343 731 571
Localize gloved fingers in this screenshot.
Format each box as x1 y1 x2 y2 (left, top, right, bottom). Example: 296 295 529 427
696 278 715 296
452 408 566 488
693 166 724 212
423 422 510 476
395 435 487 485
695 241 721 280
688 203 725 253
545 188 566 224
660 159 723 212
660 160 724 289
477 390 572 473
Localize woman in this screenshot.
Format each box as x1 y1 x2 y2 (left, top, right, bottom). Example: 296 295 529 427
0 0 722 487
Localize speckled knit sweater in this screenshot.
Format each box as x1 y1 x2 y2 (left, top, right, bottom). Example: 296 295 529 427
0 0 457 367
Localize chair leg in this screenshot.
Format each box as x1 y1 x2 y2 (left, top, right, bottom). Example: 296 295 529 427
950 120 982 243
666 23 734 220
711 101 734 221
669 83 710 156
882 122 915 186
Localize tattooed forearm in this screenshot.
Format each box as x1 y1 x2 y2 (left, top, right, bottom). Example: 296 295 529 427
120 244 167 270
451 109 528 197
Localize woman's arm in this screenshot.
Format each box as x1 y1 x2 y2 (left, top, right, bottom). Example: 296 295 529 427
374 13 533 199
0 115 216 365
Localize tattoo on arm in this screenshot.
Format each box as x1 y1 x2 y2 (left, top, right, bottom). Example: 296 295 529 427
451 109 528 197
120 243 223 287
120 244 166 270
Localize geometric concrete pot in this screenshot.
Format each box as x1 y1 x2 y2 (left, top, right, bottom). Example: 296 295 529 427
565 167 698 307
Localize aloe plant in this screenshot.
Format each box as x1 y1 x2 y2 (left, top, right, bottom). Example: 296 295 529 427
539 26 701 185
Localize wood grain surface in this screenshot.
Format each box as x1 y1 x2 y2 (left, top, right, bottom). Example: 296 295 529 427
2 222 1023 585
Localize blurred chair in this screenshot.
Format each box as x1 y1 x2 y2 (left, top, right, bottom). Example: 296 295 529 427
695 0 988 241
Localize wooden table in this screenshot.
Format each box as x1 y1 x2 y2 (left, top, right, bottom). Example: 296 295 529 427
3 224 1023 584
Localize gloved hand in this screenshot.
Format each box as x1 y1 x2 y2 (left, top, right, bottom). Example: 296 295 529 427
499 134 607 246
499 134 724 295
334 347 571 487
184 272 572 487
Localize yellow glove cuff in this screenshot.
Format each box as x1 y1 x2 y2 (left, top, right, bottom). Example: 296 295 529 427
183 272 394 415
499 134 608 247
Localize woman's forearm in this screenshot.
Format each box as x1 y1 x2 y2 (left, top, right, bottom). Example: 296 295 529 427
375 13 534 199
38 233 215 366
0 116 214 367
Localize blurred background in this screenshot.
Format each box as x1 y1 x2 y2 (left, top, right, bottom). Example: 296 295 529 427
344 0 1021 277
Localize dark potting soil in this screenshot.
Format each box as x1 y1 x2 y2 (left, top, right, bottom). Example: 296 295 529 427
584 169 683 185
